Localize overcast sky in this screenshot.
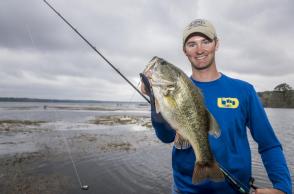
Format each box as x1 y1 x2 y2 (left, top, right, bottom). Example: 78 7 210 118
0 0 293 101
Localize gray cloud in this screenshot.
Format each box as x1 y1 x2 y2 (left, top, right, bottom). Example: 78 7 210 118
0 0 293 101
196 0 294 92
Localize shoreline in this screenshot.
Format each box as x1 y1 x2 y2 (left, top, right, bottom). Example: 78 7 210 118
0 115 172 194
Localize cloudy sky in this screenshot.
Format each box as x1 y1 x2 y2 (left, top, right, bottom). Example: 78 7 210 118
1 0 293 101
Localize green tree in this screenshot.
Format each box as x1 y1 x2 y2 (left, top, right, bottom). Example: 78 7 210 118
274 83 293 92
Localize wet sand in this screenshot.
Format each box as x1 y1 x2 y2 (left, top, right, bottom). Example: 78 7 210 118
0 116 172 194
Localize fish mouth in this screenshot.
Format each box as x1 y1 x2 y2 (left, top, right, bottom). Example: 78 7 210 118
143 56 162 78
144 56 159 70
143 56 175 87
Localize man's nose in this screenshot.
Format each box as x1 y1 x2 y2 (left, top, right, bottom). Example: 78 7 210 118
195 44 205 54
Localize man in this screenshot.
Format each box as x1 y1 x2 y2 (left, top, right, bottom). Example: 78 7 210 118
141 19 292 194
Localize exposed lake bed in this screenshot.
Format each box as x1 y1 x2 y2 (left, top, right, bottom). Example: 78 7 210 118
0 102 293 194
0 105 171 194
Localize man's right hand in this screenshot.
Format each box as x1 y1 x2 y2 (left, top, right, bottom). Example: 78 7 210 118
140 73 155 110
139 73 152 97
140 81 148 96
140 73 167 123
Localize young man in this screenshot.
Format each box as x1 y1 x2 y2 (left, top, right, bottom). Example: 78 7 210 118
141 19 292 194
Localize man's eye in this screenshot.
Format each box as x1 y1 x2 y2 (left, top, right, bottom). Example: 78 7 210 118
202 40 211 44
188 43 196 47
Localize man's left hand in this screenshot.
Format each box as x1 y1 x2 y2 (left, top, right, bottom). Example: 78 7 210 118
252 188 285 194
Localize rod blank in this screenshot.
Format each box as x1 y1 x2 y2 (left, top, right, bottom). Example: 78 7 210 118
43 0 150 104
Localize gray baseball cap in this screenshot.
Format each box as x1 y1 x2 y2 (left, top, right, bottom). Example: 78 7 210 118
183 19 217 45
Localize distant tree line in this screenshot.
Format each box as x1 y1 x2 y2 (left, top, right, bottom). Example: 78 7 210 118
1 83 293 108
258 83 294 108
0 97 100 103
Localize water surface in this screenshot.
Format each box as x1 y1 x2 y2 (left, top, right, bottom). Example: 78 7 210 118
0 102 293 193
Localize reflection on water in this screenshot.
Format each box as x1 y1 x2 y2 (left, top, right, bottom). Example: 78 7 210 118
248 108 294 189
0 102 293 193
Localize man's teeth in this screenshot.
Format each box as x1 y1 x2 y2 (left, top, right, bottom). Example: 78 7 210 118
196 56 206 60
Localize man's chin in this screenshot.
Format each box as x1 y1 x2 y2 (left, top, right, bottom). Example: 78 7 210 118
192 63 212 71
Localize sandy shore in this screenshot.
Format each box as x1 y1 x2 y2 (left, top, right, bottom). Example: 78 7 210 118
0 116 172 194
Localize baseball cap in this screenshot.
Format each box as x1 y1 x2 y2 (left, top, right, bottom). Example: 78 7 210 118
183 19 217 45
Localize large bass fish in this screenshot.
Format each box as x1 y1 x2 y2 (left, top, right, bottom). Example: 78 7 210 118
143 56 224 184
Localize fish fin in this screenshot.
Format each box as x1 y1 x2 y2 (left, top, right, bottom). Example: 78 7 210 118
207 111 221 138
152 79 176 96
192 161 225 184
174 133 191 149
162 85 176 96
152 80 176 87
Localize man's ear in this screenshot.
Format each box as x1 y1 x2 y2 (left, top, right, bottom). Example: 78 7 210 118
183 46 188 56
215 39 220 51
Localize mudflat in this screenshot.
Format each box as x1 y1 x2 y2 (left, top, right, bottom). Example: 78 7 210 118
0 116 172 194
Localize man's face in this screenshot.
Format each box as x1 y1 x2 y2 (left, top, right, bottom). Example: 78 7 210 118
183 35 219 71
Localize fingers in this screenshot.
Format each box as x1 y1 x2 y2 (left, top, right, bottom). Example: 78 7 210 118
140 73 151 96
140 81 147 95
252 188 285 194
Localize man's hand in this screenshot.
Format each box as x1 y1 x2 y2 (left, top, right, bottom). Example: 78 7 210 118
140 73 166 123
140 73 152 96
252 188 285 194
140 73 156 110
140 81 148 95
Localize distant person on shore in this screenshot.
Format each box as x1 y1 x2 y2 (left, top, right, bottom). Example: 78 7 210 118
141 19 292 194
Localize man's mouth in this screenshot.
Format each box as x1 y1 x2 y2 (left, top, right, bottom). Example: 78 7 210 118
196 55 207 60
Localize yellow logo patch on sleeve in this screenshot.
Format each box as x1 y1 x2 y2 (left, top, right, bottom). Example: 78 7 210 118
217 97 239 109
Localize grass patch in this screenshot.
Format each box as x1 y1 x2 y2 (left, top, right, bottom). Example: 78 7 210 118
0 120 46 125
100 142 134 152
0 120 48 132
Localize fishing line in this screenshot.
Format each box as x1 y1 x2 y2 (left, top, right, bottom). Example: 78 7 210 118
52 110 83 188
26 25 36 48
51 107 89 190
128 81 141 102
42 1 258 192
25 24 88 191
55 114 88 190
25 25 41 154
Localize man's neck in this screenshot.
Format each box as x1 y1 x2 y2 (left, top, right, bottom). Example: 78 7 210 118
191 65 221 82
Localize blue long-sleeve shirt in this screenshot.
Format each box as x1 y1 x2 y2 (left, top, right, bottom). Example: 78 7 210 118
151 74 292 194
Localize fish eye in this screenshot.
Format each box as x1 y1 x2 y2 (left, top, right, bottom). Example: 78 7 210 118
161 61 168 66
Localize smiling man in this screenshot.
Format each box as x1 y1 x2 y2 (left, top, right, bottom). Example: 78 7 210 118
141 19 292 194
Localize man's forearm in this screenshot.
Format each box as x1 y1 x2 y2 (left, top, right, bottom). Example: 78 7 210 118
151 110 176 143
260 146 292 194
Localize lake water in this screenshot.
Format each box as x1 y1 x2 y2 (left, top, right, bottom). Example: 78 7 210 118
0 102 293 193
248 108 294 190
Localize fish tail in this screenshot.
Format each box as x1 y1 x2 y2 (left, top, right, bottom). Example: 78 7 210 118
192 161 225 184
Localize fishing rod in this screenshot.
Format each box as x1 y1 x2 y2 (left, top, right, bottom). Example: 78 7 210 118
219 165 257 194
140 75 258 194
43 0 150 104
43 1 257 193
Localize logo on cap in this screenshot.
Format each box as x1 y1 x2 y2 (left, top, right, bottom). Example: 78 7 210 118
183 19 217 45
187 19 207 30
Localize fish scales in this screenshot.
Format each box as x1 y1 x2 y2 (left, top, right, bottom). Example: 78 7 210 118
143 56 224 184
